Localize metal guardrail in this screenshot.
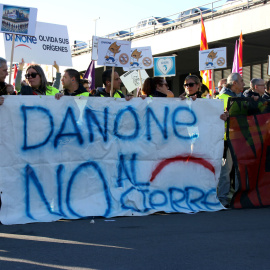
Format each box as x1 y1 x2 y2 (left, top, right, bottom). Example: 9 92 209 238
71 0 265 56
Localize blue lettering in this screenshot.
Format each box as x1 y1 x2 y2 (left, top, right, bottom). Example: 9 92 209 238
54 107 83 148
146 106 169 141
21 106 54 151
114 106 140 140
25 165 62 220
172 107 198 140
117 153 148 187
169 187 189 211
84 107 108 142
149 190 168 208
66 162 111 217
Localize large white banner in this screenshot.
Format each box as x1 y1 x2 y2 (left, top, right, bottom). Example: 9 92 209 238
4 21 72 66
0 96 225 225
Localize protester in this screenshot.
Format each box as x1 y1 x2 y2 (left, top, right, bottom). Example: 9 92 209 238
218 78 227 93
217 72 245 207
15 59 61 92
201 85 210 98
82 79 90 92
0 57 15 97
141 77 174 97
181 75 202 98
95 69 125 98
264 79 270 100
82 79 96 95
15 63 59 95
243 78 265 97
59 69 89 97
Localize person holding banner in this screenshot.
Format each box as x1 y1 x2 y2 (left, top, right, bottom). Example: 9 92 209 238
95 69 125 98
182 75 202 98
15 64 59 96
243 78 265 98
59 69 90 97
15 59 61 94
141 77 174 97
217 72 245 207
0 57 15 97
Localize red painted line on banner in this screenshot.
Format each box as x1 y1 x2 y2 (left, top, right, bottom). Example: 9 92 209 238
150 155 215 182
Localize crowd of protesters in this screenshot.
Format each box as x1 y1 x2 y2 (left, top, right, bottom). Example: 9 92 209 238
1 56 270 208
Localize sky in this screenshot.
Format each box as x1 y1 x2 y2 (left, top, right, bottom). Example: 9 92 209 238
4 0 227 44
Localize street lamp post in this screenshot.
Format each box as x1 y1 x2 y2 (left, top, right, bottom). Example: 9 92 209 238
93 17 100 36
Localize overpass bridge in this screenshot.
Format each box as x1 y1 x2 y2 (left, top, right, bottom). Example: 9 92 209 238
72 0 270 95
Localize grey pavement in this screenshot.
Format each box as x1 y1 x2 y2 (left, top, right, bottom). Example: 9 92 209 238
0 208 270 270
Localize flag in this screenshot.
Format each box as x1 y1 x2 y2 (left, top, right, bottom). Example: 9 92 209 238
238 31 243 76
200 16 214 92
13 64 18 87
232 40 239 73
83 60 95 90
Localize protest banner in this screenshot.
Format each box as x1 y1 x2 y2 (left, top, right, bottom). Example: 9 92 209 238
0 96 225 225
227 97 270 208
4 21 72 66
120 70 149 93
199 47 227 71
154 56 176 77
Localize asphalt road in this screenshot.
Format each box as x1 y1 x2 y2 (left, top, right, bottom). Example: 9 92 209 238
0 208 270 270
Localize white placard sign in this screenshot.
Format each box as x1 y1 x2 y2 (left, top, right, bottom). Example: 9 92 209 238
199 47 227 71
97 38 131 67
0 4 37 36
124 46 153 71
4 21 72 66
0 96 225 225
91 35 99 61
120 70 149 92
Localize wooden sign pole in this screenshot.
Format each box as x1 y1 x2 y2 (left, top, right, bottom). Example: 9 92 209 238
8 34 15 85
110 66 115 97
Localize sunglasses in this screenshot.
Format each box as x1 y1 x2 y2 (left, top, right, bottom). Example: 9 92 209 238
25 72 39 79
184 83 196 87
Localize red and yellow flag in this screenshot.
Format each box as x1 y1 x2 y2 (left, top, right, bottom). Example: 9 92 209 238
238 31 243 76
200 16 214 93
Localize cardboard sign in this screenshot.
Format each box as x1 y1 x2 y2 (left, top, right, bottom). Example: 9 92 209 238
154 56 176 77
199 47 227 71
120 70 149 92
4 21 72 66
97 38 131 67
0 4 37 36
0 96 224 225
91 35 99 61
124 46 153 71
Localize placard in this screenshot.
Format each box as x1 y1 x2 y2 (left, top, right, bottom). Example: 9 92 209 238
199 47 227 71
97 38 131 67
124 46 153 71
4 21 72 66
154 56 176 77
0 4 37 36
120 69 149 92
